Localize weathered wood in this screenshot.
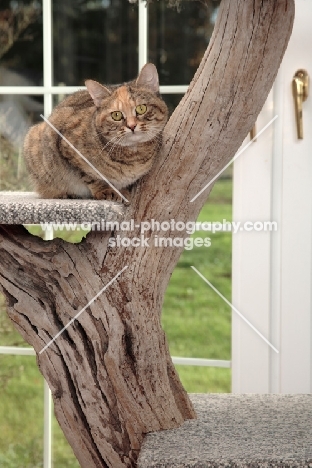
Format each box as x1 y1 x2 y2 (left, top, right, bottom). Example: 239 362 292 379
0 1 294 467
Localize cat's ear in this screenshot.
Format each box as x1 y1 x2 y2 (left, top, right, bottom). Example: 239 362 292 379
136 63 159 93
85 80 111 107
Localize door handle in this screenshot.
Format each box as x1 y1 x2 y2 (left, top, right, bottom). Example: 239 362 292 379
292 69 309 139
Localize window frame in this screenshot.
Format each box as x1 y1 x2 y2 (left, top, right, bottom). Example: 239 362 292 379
0 2 230 466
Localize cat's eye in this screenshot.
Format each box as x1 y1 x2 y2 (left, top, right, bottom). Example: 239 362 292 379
136 104 147 115
111 111 123 121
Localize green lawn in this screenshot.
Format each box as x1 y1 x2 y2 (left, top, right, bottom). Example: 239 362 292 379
0 178 232 467
162 178 232 392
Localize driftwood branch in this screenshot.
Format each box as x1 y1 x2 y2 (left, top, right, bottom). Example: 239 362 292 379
0 1 294 467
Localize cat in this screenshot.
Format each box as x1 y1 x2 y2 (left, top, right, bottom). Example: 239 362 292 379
23 63 168 203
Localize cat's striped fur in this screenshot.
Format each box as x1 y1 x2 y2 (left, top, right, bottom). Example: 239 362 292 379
23 64 168 202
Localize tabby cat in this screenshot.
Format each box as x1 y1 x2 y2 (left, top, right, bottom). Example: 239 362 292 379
23 63 168 203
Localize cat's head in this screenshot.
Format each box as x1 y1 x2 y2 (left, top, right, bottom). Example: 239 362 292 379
85 64 168 147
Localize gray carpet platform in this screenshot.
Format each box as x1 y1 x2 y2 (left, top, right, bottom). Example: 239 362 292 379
138 394 312 468
0 191 124 224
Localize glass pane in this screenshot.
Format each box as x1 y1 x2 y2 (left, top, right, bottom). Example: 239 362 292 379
162 93 183 116
0 355 44 467
162 173 232 393
175 365 231 393
0 1 43 86
53 0 138 86
52 91 68 108
149 0 221 85
0 294 28 347
0 94 43 191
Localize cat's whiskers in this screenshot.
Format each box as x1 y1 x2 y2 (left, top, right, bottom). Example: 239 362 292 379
106 134 128 159
97 122 166 160
99 135 120 151
144 128 163 143
99 133 125 155
83 132 130 164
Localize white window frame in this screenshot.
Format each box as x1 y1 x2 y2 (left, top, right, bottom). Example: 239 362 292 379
0 2 230 466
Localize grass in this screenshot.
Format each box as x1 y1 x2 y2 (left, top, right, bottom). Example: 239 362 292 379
0 177 232 467
162 178 232 392
0 355 44 468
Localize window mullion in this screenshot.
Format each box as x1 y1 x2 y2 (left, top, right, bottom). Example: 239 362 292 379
43 380 52 468
42 2 53 467
43 0 53 116
138 0 148 70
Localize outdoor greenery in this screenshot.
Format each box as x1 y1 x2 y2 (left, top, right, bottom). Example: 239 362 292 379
0 178 232 467
0 1 227 465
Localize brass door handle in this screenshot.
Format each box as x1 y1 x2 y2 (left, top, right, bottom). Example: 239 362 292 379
292 69 309 139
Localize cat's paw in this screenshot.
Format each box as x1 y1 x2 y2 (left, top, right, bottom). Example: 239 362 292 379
93 187 130 205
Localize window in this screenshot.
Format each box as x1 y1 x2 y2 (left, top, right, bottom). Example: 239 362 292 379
0 2 229 466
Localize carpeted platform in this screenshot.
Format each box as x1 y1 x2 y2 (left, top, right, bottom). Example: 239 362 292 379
0 191 124 224
138 394 312 468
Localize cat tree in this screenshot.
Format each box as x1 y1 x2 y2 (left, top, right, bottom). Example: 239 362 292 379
0 1 294 467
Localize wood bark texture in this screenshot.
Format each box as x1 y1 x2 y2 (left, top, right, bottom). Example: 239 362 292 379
0 1 294 467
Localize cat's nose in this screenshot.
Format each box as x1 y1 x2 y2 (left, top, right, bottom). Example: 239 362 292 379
126 118 137 132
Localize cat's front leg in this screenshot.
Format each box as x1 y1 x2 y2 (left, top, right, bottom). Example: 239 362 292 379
88 180 131 205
